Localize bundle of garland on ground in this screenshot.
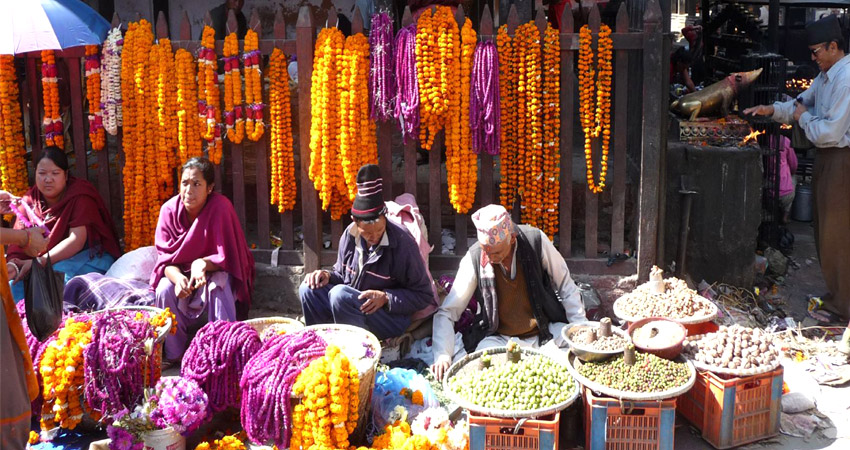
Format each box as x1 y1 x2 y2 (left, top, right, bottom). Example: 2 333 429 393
269 49 296 212
0 54 28 196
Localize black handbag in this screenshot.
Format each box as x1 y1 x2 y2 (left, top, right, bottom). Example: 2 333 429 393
24 255 64 341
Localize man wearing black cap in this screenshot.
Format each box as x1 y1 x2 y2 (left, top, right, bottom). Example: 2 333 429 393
298 164 436 339
744 14 850 321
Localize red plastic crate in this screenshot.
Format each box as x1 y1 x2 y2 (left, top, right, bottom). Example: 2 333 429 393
583 387 676 450
677 366 783 449
468 411 559 450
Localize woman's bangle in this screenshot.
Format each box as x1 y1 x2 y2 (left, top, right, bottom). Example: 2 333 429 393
21 229 31 249
7 261 20 278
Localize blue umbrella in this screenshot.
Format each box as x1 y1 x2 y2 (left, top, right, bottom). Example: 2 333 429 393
1 0 111 55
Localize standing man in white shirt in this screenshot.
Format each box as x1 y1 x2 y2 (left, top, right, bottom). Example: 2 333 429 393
744 14 850 322
430 205 587 380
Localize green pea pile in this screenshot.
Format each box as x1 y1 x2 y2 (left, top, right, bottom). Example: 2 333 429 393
578 352 690 393
448 354 574 411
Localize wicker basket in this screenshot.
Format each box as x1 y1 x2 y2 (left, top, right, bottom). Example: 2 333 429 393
244 316 304 341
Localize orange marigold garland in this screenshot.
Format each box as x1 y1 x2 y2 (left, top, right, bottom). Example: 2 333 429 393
339 33 378 202
41 50 64 149
176 48 203 164
445 18 477 214
244 29 264 142
153 38 179 202
85 45 106 150
542 25 561 238
39 318 93 431
269 49 296 213
0 55 28 196
497 25 518 211
199 26 222 163
223 31 245 144
416 6 459 150
578 24 613 194
515 22 544 228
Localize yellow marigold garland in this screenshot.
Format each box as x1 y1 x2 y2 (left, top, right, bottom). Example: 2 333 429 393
497 25 518 211
85 45 106 150
175 48 203 164
416 7 459 151
199 26 222 163
269 49 296 213
0 55 28 196
515 22 544 228
339 33 378 202
579 24 613 194
542 25 561 239
445 19 477 214
39 318 94 431
41 50 64 149
223 31 245 144
153 38 179 202
244 29 264 142
291 345 360 450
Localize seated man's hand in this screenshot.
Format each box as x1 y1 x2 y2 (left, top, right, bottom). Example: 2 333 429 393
430 355 452 381
358 290 388 314
305 269 330 289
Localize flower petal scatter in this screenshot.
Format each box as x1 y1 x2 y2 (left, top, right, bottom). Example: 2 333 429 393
240 329 326 448
394 24 420 144
175 48 203 164
370 12 396 122
579 24 613 194
39 318 94 430
198 25 222 163
269 48 296 213
243 29 264 142
85 45 106 150
541 24 561 238
416 6 460 151
497 25 518 210
181 320 262 413
445 18 478 214
149 376 209 435
291 344 360 450
41 50 64 148
102 28 124 135
0 55 28 196
223 31 245 144
84 311 155 418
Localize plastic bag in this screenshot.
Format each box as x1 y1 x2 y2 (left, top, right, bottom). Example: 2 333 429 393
25 255 64 341
105 246 158 282
372 368 439 430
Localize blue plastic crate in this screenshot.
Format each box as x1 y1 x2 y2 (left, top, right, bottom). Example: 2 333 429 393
584 387 676 450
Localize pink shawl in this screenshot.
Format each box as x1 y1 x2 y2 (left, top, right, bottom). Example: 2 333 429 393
150 193 255 307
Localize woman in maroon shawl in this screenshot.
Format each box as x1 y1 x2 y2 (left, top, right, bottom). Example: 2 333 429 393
152 157 255 363
5 147 121 301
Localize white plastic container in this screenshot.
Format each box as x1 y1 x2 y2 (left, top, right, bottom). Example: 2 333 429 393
143 427 185 450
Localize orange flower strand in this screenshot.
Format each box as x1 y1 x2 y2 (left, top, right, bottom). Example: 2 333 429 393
175 48 203 164
244 29 264 142
39 318 93 431
223 32 245 144
41 50 64 149
199 25 222 163
0 55 28 196
542 25 561 238
269 48 296 212
85 45 106 150
578 24 613 194
497 25 517 211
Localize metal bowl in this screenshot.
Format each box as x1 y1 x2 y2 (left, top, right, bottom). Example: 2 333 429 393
627 317 687 360
561 321 629 362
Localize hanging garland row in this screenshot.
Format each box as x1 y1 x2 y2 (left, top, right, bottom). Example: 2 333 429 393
579 24 613 194
541 25 561 238
269 48 296 213
394 24 420 144
175 48 203 164
101 28 123 136
223 31 245 144
0 55 28 196
243 29 264 142
370 12 396 122
153 38 180 202
470 40 500 157
199 25 222 164
340 33 378 202
498 25 518 212
85 45 105 150
41 50 64 149
445 18 478 214
416 7 459 151
515 22 544 228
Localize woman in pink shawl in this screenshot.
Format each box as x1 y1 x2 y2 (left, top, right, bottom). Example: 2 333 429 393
152 157 255 363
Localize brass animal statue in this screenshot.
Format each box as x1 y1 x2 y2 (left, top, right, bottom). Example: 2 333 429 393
671 68 763 120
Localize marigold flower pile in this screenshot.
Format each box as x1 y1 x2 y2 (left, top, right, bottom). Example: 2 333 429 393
0 55 28 196
269 49 296 213
39 318 94 430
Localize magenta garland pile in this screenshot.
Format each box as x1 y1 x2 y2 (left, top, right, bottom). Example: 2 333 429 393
394 23 420 143
470 40 500 155
239 329 326 447
181 320 262 413
369 12 396 121
84 310 155 417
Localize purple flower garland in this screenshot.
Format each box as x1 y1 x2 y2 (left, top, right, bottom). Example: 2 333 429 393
394 24 420 143
17 301 65 416
470 40 500 155
370 12 396 122
149 376 209 435
239 329 326 448
181 320 262 413
84 310 155 418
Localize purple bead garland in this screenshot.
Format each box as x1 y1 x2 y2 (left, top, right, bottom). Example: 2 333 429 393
181 320 262 413
470 40 500 156
240 329 326 448
84 310 155 418
394 24 420 144
370 12 396 122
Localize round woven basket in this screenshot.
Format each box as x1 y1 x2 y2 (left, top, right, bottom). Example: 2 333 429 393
244 316 304 341
564 349 696 401
304 324 381 441
682 334 782 377
443 347 580 419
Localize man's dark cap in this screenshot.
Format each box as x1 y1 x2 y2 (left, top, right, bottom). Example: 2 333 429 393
807 15 843 46
350 164 386 221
